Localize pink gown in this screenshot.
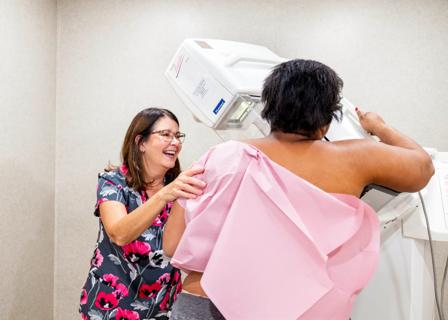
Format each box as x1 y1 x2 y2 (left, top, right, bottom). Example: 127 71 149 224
172 141 379 320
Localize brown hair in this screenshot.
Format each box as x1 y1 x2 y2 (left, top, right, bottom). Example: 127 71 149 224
121 107 181 191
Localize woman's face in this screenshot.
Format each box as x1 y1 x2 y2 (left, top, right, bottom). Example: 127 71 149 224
139 116 182 172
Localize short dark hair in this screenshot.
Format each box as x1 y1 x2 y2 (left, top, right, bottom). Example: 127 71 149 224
261 59 343 136
121 107 181 191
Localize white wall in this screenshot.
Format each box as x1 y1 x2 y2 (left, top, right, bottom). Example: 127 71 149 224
0 0 445 319
274 0 448 150
0 1 56 319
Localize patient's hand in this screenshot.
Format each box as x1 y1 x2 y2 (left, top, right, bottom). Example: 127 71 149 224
356 107 386 136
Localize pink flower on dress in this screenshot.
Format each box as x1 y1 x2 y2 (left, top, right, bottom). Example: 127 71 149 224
80 289 87 305
158 273 171 285
138 282 162 299
91 248 103 267
141 190 148 202
114 283 129 299
173 271 180 283
175 280 182 296
120 164 128 175
81 313 88 320
122 241 151 263
152 209 169 227
159 288 171 311
169 276 183 305
94 291 118 310
102 274 119 287
115 308 140 320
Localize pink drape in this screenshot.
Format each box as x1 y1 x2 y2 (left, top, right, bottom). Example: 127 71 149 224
172 141 379 320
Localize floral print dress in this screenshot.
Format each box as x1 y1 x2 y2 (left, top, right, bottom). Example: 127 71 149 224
80 166 182 320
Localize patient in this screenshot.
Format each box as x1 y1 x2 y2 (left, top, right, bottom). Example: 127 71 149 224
163 59 434 320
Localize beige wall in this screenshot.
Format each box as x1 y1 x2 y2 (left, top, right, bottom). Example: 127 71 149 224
276 0 448 150
1 0 447 319
55 1 448 319
0 0 56 319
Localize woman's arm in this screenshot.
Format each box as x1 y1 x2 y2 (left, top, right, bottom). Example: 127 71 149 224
162 201 186 257
101 167 204 246
351 109 434 192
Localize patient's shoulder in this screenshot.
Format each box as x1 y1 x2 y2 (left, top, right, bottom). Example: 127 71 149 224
198 140 257 176
330 138 383 156
206 140 257 158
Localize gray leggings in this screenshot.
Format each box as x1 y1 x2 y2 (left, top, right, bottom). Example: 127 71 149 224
170 292 225 320
170 293 354 319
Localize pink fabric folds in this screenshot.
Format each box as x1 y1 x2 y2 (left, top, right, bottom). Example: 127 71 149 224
171 141 379 320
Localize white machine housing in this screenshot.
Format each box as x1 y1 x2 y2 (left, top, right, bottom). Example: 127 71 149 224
165 39 285 135
403 152 448 240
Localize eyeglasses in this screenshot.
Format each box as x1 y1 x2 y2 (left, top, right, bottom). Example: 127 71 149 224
150 130 186 144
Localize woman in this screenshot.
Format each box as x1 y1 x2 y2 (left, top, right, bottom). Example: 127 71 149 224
79 108 206 320
163 59 434 319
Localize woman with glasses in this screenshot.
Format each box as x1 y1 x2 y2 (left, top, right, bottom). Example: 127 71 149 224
79 108 206 320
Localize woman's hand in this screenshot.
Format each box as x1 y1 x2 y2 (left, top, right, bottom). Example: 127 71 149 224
100 166 205 246
355 107 386 136
159 166 206 202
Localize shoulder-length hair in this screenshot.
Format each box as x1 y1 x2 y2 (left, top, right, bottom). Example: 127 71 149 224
121 107 181 191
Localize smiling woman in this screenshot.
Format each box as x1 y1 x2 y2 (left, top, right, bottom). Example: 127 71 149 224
79 107 206 320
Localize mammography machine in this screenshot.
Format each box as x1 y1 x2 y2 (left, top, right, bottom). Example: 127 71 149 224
166 39 448 320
